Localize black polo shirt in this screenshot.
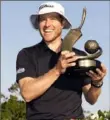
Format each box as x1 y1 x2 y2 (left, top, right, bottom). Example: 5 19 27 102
16 40 91 120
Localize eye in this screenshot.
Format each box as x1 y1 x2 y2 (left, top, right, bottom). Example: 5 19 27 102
50 17 57 20
39 17 46 22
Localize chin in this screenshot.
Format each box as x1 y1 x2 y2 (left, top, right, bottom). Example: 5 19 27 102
44 37 54 42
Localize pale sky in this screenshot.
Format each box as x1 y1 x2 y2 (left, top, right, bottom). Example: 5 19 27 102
1 1 110 113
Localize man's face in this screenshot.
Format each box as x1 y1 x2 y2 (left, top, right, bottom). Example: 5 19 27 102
38 12 64 42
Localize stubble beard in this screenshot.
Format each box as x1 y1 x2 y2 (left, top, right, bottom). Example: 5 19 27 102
42 30 62 44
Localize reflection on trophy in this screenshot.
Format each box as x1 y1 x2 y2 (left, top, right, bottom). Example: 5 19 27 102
62 8 102 72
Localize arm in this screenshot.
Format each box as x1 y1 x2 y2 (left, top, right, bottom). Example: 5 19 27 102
18 51 79 102
82 63 107 105
82 84 101 105
19 66 60 102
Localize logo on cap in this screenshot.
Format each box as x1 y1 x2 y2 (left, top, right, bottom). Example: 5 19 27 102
17 68 25 74
39 4 54 10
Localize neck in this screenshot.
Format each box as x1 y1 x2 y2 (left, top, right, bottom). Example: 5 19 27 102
45 38 62 53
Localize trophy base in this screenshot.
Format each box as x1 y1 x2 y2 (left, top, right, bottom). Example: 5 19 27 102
73 59 101 73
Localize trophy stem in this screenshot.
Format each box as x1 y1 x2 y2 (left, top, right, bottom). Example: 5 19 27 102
78 7 87 29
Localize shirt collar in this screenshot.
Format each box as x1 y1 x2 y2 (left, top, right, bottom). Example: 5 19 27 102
40 39 62 54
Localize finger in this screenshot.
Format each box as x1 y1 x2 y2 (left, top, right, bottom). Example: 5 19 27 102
61 69 66 73
96 68 103 76
86 70 104 81
101 63 107 73
67 62 76 67
66 56 79 63
86 70 98 78
96 69 106 79
61 51 70 59
86 71 94 78
86 72 98 81
89 70 97 76
64 52 76 59
61 51 70 55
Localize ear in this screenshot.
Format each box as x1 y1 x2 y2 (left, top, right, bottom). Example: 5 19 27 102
61 19 66 28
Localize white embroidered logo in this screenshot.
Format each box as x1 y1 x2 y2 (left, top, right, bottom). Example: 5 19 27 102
17 68 25 74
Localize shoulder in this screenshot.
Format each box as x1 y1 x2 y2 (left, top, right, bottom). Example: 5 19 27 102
17 41 42 57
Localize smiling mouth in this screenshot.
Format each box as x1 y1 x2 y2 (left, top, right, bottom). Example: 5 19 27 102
44 29 53 33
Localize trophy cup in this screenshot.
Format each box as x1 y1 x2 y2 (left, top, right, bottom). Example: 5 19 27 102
61 8 102 72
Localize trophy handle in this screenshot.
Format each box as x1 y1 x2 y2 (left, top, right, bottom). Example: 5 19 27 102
62 8 87 52
78 7 87 29
78 47 103 59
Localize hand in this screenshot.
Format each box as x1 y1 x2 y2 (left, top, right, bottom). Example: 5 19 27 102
55 51 79 74
86 63 107 83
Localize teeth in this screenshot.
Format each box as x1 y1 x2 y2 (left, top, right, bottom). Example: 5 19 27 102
45 30 53 32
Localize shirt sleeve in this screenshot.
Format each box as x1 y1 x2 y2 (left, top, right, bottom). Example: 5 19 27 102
82 75 91 87
16 48 36 83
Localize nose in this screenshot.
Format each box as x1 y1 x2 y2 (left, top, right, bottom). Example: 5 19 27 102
45 18 51 27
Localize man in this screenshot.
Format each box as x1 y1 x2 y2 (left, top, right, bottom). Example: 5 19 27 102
16 1 107 120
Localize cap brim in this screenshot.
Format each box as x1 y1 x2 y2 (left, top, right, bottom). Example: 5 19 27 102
30 13 72 29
